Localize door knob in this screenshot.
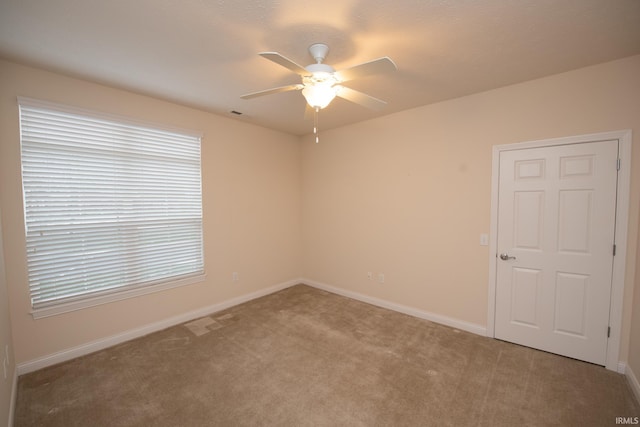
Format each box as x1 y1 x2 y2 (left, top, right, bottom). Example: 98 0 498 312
499 253 516 261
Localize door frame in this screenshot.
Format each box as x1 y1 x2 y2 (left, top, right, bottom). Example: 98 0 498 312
486 130 632 372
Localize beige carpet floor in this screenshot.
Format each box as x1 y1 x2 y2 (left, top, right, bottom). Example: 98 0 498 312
15 284 640 426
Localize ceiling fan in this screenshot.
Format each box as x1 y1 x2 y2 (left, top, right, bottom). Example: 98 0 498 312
241 43 397 142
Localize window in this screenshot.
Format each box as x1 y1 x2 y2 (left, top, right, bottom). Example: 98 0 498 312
19 97 204 318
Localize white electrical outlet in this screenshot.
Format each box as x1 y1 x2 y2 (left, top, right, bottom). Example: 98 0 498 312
378 273 385 284
232 272 239 282
367 272 373 280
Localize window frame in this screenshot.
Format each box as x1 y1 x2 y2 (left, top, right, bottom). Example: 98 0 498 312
18 97 206 319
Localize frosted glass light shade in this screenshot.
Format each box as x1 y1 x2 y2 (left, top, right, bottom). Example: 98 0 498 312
302 84 338 109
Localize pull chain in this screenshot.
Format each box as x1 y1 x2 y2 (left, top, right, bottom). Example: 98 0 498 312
314 107 320 143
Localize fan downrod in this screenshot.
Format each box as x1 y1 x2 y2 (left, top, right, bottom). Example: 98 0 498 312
308 43 329 64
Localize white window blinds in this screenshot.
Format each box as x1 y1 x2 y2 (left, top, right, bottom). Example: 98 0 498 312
19 98 204 316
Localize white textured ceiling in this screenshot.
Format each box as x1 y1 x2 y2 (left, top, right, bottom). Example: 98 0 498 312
1 0 639 135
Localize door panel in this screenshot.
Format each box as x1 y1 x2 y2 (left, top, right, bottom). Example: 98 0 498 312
495 140 618 365
513 191 544 250
558 189 592 253
511 267 541 327
553 272 588 337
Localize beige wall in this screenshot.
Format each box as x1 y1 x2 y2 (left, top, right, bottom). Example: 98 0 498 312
0 59 303 364
301 55 640 366
0 209 16 427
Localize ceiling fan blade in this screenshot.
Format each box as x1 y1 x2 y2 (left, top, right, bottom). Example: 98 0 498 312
259 52 310 76
241 84 303 99
336 86 387 110
335 57 397 82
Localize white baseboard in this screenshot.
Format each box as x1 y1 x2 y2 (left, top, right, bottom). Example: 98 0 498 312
301 278 487 336
626 363 640 405
16 278 301 375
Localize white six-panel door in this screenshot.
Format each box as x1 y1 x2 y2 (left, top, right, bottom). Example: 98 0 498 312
494 140 618 365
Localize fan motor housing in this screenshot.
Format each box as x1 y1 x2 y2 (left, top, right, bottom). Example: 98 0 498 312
305 63 335 74
303 65 337 86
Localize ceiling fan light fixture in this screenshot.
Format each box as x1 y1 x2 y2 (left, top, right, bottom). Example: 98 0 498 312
302 83 338 109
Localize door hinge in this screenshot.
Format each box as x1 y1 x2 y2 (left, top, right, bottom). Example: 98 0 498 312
607 326 611 338
617 158 621 171
613 244 617 256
